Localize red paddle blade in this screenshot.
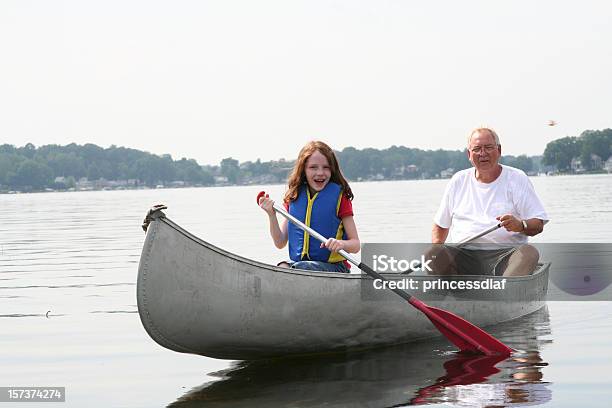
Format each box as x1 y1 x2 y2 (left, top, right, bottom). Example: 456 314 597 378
409 299 513 356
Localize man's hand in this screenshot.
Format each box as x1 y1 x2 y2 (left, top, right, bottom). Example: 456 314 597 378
496 214 524 233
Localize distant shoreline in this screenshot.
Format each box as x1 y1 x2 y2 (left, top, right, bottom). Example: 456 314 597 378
3 133 610 194
2 171 610 195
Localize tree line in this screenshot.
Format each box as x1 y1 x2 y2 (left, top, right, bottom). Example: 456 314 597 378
336 146 539 180
542 129 612 171
1 129 610 192
0 143 215 191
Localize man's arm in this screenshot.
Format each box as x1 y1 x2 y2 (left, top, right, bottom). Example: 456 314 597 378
513 173 548 237
523 218 544 236
432 224 449 244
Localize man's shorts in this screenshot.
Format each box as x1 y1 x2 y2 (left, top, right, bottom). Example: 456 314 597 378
444 246 517 276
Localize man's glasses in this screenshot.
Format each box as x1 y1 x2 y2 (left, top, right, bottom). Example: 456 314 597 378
469 145 498 154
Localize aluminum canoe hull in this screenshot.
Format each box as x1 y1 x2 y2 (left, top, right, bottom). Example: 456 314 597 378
137 213 549 360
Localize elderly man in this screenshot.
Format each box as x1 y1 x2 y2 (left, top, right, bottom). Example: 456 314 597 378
431 127 548 276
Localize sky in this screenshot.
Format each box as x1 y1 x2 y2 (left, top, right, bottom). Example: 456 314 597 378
1 0 611 166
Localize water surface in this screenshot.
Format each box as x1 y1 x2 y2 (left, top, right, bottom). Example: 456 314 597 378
1 174 611 407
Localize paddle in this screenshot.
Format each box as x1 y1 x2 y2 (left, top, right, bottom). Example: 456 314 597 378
456 224 503 245
257 191 513 356
401 224 502 274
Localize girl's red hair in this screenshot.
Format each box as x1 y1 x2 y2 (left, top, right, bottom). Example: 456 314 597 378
284 141 353 204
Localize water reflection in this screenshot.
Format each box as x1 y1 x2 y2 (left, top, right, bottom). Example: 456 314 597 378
417 350 550 407
169 307 552 407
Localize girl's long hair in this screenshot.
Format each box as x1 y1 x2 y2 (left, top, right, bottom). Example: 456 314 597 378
284 141 353 204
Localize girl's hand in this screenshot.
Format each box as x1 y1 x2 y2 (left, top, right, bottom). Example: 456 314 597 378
258 193 276 217
321 238 344 253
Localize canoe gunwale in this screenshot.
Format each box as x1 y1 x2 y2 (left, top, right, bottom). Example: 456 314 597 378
149 213 550 282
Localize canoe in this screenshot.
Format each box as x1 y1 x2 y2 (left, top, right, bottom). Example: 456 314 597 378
137 211 549 360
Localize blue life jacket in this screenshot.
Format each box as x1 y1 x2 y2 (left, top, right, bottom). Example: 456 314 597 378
288 182 347 263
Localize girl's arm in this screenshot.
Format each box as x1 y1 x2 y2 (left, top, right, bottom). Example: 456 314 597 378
339 215 360 253
259 196 288 249
321 215 360 254
269 216 288 249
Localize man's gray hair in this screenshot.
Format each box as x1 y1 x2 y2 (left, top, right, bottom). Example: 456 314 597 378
467 127 501 147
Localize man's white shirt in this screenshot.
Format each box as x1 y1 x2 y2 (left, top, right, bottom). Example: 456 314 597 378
434 165 548 246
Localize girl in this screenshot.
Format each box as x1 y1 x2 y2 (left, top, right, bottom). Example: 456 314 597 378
258 141 360 272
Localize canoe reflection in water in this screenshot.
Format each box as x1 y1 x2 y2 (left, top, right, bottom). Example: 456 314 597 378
169 307 552 407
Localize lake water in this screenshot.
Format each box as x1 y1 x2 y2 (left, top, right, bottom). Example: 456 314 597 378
1 174 611 407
